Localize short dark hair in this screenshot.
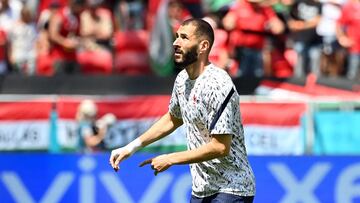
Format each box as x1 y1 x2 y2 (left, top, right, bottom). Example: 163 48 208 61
181 18 214 49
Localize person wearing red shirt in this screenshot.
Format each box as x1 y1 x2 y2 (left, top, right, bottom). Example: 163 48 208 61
336 0 360 80
0 29 7 74
48 0 85 74
223 0 284 77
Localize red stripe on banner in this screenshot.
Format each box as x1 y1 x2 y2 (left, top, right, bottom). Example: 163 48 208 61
57 96 171 119
261 80 360 98
58 96 306 126
260 80 308 94
0 101 53 120
241 102 306 126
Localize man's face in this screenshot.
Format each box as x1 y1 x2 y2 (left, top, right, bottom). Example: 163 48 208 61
173 24 199 68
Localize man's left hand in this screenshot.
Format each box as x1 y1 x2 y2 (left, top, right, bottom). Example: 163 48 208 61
139 154 173 176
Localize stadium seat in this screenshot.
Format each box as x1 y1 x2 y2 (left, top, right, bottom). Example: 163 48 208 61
36 53 54 76
78 50 113 74
113 30 151 75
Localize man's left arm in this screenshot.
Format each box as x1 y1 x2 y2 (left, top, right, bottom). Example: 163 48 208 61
140 134 232 175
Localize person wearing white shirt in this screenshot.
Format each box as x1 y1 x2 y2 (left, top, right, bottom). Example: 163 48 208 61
109 18 255 203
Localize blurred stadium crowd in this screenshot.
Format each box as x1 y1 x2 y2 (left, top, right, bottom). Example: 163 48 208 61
0 0 359 80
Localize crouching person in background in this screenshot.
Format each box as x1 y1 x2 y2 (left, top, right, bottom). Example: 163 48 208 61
76 99 116 153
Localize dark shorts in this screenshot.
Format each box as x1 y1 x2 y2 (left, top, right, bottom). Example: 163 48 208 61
190 193 254 203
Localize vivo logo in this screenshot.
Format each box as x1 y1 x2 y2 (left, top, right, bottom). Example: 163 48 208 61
0 157 191 203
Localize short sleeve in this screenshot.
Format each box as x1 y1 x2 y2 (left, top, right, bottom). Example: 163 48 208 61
168 83 182 119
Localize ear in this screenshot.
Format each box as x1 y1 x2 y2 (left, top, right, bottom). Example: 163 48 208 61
199 40 210 54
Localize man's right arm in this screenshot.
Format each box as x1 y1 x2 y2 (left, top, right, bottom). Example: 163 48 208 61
139 111 183 146
109 112 183 171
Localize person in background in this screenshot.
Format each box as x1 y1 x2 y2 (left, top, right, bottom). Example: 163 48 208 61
78 0 114 74
287 0 322 77
222 0 284 77
0 29 7 74
0 0 22 32
203 13 236 75
114 0 146 31
168 0 192 34
76 99 116 153
336 0 360 80
81 0 113 51
316 0 345 77
37 1 61 31
8 5 37 75
110 18 255 203
180 0 203 18
48 0 85 74
265 0 294 78
36 1 61 76
0 0 22 74
168 0 192 74
23 0 38 16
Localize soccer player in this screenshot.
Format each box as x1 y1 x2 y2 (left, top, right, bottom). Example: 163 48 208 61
109 18 255 203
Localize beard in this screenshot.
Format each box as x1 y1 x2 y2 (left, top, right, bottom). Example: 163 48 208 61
174 44 198 69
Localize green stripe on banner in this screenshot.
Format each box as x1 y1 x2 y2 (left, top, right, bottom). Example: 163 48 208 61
49 105 60 153
141 145 187 153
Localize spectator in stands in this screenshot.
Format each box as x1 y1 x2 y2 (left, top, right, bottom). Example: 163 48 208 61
336 0 360 80
0 0 22 32
168 0 192 34
23 0 38 16
181 0 203 18
81 0 113 50
114 0 146 30
203 13 236 75
0 29 7 74
48 0 85 74
287 0 322 77
7 5 37 75
36 1 61 76
78 0 114 74
37 1 61 31
222 0 284 77
267 0 294 78
317 0 345 77
76 99 116 153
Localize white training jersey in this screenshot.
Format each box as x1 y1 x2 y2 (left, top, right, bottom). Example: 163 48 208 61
169 64 255 197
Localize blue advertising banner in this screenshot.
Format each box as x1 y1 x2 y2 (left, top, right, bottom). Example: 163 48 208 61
0 154 360 203
0 153 192 203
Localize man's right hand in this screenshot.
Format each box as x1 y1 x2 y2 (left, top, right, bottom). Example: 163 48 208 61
109 147 131 172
